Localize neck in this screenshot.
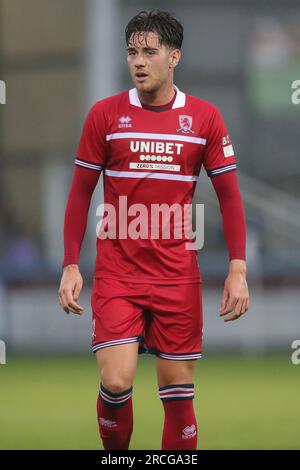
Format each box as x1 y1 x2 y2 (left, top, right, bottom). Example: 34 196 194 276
137 81 176 106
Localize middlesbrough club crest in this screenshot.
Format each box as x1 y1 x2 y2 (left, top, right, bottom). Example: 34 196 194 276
176 115 195 134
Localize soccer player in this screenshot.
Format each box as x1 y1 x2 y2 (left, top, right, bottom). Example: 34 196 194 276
58 9 249 450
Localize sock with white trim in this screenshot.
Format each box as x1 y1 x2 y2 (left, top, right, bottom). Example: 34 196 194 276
97 383 133 450
159 383 198 450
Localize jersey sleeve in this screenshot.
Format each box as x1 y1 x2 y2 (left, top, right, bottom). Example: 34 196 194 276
75 102 107 172
203 106 237 177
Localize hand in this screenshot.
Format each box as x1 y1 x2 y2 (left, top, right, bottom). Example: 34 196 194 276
58 264 84 315
219 259 249 322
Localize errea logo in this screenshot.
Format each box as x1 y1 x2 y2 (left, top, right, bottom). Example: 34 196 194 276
119 115 132 128
99 417 117 429
182 424 196 439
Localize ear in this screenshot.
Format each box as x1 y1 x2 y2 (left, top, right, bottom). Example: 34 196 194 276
169 49 181 68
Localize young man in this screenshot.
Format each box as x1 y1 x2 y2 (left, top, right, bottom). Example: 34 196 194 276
59 10 249 450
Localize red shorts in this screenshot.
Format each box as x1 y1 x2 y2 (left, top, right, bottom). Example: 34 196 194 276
91 277 203 361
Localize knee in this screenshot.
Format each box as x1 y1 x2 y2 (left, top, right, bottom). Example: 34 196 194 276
101 376 133 394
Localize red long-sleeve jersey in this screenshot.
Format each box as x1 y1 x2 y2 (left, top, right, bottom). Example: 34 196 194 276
63 85 246 283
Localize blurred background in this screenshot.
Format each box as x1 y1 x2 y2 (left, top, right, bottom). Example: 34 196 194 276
0 0 299 450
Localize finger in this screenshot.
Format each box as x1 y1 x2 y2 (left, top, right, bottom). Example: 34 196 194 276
73 281 82 302
240 298 248 315
220 295 237 316
59 291 70 314
224 298 246 322
224 315 239 322
233 298 243 317
219 289 229 314
68 307 83 315
65 291 84 314
66 297 84 314
61 289 83 314
222 297 239 321
220 289 228 310
224 311 239 322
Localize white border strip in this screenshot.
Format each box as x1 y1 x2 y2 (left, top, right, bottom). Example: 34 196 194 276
208 164 236 175
160 387 194 393
159 352 202 360
92 336 141 352
106 132 206 145
100 395 131 405
159 392 195 399
105 169 198 182
101 390 132 402
75 159 103 171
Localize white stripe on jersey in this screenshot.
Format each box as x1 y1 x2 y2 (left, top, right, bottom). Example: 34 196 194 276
105 169 199 182
106 132 206 145
75 159 103 171
208 164 236 175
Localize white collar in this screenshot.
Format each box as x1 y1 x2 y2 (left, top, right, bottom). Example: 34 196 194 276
129 84 186 109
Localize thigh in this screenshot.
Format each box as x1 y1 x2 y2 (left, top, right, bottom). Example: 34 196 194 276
156 358 198 388
96 342 139 390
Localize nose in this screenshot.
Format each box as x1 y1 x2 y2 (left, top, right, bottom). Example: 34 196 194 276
134 52 147 67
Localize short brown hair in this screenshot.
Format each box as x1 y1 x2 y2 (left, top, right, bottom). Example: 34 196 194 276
125 9 183 50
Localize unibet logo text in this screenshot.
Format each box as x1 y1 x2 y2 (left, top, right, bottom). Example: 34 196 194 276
130 140 184 171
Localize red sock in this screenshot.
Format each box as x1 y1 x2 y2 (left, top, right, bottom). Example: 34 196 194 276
97 383 133 450
159 384 198 450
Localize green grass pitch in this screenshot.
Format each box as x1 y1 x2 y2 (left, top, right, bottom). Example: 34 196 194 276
0 354 299 449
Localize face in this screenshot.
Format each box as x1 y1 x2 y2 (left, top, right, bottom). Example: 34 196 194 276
127 31 180 93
